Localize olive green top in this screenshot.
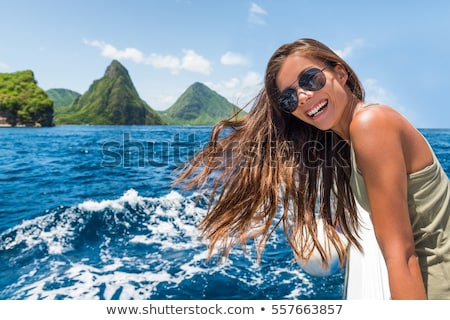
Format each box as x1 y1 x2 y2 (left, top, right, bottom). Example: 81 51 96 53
349 109 450 299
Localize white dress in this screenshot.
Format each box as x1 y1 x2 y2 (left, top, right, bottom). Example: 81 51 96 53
344 201 391 299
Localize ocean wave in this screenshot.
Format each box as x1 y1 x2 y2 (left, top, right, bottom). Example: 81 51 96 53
0 189 343 299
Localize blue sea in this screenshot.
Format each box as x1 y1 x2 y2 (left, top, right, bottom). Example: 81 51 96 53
1 125 449 300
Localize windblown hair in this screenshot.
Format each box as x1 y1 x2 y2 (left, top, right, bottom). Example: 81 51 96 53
175 38 364 267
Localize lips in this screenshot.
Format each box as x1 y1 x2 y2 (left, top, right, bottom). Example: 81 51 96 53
306 100 328 118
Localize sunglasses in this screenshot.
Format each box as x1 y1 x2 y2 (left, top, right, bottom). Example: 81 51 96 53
277 66 329 113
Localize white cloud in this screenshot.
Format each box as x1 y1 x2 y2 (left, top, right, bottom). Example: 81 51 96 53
220 51 249 66
364 78 389 104
241 71 262 88
144 53 180 70
0 62 10 70
248 2 267 25
180 49 212 75
364 77 420 126
84 39 212 75
151 94 178 110
207 71 263 109
334 38 366 59
84 39 144 63
223 77 241 89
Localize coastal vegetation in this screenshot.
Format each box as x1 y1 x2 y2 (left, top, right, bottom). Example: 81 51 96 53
54 60 165 125
0 70 53 127
160 82 243 125
47 88 80 108
1 60 246 127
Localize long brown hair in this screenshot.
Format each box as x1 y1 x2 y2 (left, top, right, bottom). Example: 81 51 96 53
175 38 363 267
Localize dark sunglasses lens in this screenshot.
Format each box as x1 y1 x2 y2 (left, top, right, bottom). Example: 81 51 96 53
278 88 298 113
299 68 326 91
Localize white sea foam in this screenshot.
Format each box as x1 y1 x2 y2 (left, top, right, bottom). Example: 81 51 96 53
1 189 323 300
0 207 78 254
10 252 316 300
1 189 207 253
77 189 143 212
11 254 208 299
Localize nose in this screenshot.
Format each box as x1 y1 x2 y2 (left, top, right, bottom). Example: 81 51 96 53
296 87 313 105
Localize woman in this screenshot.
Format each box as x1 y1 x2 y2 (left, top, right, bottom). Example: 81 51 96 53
176 38 450 299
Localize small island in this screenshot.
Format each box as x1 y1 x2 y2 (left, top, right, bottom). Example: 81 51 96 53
0 70 54 127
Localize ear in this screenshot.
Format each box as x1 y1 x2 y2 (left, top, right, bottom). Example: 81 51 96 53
333 64 348 85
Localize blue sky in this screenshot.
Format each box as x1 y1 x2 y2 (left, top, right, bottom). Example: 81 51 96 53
1 0 449 128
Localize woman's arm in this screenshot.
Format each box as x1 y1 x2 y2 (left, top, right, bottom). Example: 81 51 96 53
350 106 427 299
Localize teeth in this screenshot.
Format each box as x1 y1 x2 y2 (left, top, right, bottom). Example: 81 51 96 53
307 101 327 117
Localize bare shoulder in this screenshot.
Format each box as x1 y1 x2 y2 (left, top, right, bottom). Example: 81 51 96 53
349 104 432 174
349 104 404 146
351 104 405 131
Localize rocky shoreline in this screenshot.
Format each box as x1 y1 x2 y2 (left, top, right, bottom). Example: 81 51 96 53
0 116 45 127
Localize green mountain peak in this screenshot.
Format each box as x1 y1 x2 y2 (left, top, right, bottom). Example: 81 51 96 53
104 59 129 79
161 82 244 125
55 60 165 125
47 88 81 108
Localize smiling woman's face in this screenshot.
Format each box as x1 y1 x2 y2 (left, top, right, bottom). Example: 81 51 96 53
276 53 350 133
